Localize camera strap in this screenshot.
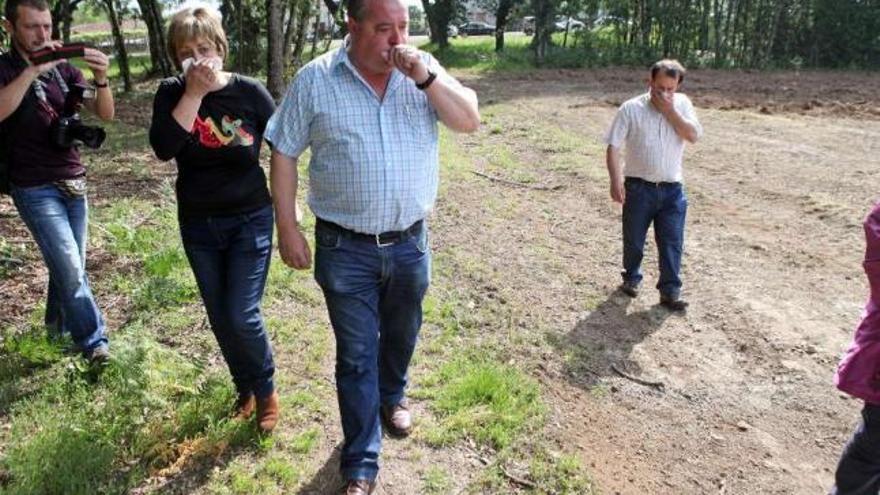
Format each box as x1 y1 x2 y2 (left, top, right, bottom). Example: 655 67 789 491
31 67 69 120
32 68 87 198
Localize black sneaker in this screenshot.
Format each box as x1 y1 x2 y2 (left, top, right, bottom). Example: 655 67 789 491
660 294 689 312
619 280 640 297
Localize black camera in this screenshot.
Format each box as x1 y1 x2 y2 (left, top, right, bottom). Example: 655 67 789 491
49 84 106 149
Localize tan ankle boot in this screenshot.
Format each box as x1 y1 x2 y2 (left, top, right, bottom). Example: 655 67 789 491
256 391 280 433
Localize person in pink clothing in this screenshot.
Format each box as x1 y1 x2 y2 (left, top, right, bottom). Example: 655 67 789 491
831 203 880 495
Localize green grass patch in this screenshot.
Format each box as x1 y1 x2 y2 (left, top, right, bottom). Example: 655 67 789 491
0 237 28 280
422 466 452 493
69 53 153 82
421 33 608 73
417 356 543 450
1 333 261 495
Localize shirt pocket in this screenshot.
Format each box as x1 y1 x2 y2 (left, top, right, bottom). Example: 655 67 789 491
399 91 435 146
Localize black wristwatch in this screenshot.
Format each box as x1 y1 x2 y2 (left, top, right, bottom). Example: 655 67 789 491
93 79 109 88
416 70 437 90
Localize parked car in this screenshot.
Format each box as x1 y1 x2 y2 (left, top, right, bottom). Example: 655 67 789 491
554 16 586 32
426 24 459 39
522 16 585 35
522 16 535 35
459 21 495 36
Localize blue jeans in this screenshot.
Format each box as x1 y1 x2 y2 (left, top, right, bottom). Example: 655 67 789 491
180 204 275 399
622 177 688 298
832 403 880 495
11 184 108 352
313 219 431 482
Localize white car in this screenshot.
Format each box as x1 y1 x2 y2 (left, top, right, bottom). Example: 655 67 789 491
554 17 585 32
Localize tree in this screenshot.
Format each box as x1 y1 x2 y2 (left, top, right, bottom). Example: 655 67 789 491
100 0 131 91
422 0 457 48
285 0 314 73
220 0 265 73
267 0 285 98
530 0 554 63
136 0 173 77
51 0 86 42
408 4 426 34
476 0 525 52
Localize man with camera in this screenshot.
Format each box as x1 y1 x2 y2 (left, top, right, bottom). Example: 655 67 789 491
0 0 114 361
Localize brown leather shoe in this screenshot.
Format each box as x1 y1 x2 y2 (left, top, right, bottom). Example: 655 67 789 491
381 399 413 437
343 479 376 495
256 391 280 433
233 393 255 420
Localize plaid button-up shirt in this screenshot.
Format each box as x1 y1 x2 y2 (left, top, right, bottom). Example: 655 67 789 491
266 42 459 234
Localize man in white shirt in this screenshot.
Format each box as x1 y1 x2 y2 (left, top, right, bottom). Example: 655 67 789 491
604 59 703 311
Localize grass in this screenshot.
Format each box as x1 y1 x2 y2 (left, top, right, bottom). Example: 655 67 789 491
421 32 622 73
69 53 153 83
416 356 544 450
0 66 596 493
2 333 260 495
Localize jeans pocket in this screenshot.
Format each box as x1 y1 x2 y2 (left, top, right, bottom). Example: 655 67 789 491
244 206 274 251
410 228 429 254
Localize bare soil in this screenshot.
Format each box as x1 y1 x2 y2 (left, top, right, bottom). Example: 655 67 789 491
442 67 880 494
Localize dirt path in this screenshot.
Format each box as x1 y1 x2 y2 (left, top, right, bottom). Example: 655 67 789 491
431 69 880 494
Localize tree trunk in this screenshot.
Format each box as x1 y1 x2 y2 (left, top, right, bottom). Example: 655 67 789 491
422 0 451 48
52 0 81 42
287 0 312 71
267 0 285 98
137 0 173 77
494 0 513 52
102 0 131 91
531 0 554 64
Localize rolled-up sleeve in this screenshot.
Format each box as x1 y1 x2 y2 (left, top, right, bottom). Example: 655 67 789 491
264 68 314 159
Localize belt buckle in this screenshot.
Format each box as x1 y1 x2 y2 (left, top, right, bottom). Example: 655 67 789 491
375 234 394 248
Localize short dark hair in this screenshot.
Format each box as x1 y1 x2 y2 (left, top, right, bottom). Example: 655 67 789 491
4 0 51 25
650 59 686 84
346 0 367 21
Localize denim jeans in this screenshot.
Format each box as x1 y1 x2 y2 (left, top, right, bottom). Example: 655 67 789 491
11 184 108 352
313 219 431 482
621 177 688 298
831 403 880 495
180 204 275 399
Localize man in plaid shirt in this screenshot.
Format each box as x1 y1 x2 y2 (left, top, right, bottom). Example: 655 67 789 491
265 0 479 491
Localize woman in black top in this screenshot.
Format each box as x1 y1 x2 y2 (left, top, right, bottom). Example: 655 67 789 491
149 6 279 433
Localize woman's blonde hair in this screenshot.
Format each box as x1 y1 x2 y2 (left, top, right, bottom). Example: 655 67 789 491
166 7 229 71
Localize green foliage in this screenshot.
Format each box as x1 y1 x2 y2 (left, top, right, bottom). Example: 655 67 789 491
1 334 259 494
0 237 26 280
418 356 544 449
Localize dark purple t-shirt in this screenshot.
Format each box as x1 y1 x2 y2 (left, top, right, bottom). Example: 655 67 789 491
0 50 87 187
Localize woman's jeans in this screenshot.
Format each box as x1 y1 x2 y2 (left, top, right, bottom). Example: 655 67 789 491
180 204 275 398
